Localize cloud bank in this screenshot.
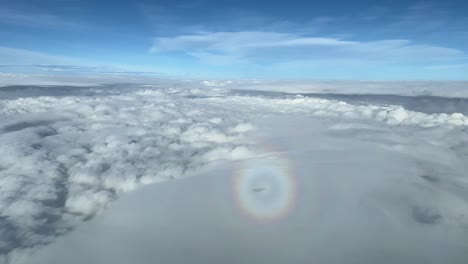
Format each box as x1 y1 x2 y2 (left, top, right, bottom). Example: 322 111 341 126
16 110 468 264
1 82 468 263
0 85 256 263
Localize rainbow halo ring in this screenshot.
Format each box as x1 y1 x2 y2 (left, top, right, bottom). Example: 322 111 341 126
233 157 298 223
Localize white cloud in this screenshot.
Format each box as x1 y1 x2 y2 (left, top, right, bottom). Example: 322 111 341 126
1 81 468 263
150 31 465 65
0 84 258 261
150 31 355 53
16 108 468 264
0 46 166 77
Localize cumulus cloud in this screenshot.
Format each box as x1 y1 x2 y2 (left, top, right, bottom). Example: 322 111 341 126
0 85 257 262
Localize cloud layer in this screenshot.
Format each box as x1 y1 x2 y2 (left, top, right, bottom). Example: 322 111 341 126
14 94 468 264
1 82 468 263
0 85 256 262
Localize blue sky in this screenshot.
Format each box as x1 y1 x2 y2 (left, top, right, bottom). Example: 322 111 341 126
0 0 467 80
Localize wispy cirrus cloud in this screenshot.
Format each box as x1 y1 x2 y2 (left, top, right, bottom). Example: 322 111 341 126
0 46 163 76
150 32 355 53
150 31 465 66
0 7 83 29
0 46 73 65
366 2 468 43
391 3 454 32
0 64 164 76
